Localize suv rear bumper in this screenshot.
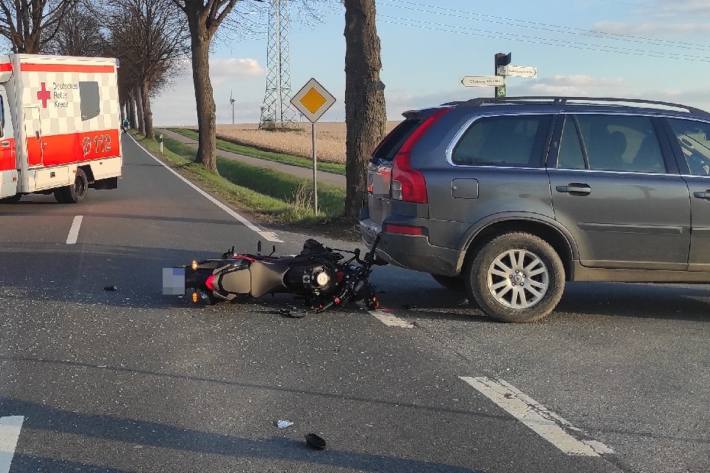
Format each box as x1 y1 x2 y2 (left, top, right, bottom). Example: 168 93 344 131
360 218 460 276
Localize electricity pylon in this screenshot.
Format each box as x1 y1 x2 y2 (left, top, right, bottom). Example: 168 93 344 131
259 0 296 129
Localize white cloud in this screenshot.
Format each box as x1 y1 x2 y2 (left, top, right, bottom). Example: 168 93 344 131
654 0 710 17
383 76 710 117
592 20 710 35
152 57 265 126
522 75 626 97
209 58 265 85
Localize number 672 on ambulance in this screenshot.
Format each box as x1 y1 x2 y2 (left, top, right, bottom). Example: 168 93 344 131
0 54 122 203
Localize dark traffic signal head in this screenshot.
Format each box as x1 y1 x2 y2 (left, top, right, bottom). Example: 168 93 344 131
495 52 512 68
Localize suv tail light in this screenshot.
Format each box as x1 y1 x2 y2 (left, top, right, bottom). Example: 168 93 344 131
391 108 451 203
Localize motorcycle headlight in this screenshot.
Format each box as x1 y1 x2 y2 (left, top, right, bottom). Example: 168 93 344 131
316 271 330 287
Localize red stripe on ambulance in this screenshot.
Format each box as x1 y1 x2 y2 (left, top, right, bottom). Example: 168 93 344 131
0 138 15 171
20 63 115 73
26 129 120 167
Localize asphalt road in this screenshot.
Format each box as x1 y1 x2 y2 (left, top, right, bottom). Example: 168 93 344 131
0 134 707 473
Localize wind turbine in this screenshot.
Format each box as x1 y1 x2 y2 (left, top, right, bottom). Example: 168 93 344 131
229 90 236 125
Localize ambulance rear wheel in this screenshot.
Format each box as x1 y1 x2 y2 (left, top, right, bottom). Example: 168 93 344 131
54 168 88 203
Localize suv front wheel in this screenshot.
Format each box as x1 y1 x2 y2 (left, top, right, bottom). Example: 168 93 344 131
465 232 565 323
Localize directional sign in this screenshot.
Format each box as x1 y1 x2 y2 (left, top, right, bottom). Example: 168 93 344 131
497 65 538 78
461 75 505 88
291 78 336 123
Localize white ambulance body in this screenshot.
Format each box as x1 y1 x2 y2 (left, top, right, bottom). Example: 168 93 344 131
0 54 122 203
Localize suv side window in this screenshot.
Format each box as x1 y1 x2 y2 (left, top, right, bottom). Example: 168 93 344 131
452 115 551 167
667 118 710 176
557 116 586 170
574 114 666 173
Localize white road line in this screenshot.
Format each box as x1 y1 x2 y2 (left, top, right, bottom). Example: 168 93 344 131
369 310 414 328
66 215 83 245
0 416 24 473
127 133 283 243
460 376 613 457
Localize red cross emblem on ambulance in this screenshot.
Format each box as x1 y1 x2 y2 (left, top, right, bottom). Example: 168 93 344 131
37 82 51 108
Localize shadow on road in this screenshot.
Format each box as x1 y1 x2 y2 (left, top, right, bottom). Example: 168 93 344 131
0 355 505 422
0 397 481 473
2 238 710 321
0 244 225 310
10 454 133 473
374 270 710 323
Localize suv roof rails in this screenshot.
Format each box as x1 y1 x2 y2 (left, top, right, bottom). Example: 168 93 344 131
455 96 709 116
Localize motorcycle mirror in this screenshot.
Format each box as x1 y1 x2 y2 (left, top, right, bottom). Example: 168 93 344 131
269 245 276 256
257 240 262 254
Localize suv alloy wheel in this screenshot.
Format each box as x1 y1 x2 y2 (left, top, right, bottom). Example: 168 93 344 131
466 232 565 323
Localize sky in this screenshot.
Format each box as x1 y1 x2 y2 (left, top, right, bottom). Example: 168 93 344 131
151 0 710 126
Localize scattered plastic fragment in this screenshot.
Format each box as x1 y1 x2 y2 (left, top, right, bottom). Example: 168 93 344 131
275 420 294 429
104 285 117 291
305 433 326 450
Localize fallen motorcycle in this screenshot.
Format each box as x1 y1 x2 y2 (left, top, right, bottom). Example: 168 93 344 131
163 236 385 312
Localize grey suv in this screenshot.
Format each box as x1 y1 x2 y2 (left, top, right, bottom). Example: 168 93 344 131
360 97 710 322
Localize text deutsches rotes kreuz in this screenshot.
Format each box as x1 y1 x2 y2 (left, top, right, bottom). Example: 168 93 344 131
52 82 78 108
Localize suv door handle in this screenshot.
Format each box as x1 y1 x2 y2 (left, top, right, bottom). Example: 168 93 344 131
694 190 710 200
556 183 591 195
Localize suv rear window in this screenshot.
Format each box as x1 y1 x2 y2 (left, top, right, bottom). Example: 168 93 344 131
372 118 421 162
452 115 551 167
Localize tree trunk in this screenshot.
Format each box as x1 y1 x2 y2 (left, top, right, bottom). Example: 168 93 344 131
343 0 387 221
128 94 137 129
188 16 217 173
141 81 154 139
135 86 145 134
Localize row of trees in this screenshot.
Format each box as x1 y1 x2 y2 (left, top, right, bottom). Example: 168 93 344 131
0 0 387 222
0 0 189 141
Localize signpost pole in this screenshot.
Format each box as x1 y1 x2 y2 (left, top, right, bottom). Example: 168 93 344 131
290 77 336 215
312 121 318 214
494 52 511 98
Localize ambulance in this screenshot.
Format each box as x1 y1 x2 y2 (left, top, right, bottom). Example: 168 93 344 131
0 54 122 203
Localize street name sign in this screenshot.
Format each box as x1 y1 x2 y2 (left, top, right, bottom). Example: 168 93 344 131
497 65 538 78
461 75 505 88
291 78 336 123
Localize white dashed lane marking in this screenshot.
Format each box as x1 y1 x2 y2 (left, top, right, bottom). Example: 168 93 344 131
369 309 414 328
0 416 24 473
460 376 613 457
66 215 83 245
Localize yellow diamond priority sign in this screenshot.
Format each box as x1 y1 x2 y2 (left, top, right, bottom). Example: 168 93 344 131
291 78 336 123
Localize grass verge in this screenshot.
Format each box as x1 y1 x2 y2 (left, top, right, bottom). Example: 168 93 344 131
167 127 346 175
131 131 348 228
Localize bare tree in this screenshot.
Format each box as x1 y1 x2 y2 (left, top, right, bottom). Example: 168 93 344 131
107 0 188 138
45 2 106 56
343 0 386 221
171 0 241 172
0 0 79 53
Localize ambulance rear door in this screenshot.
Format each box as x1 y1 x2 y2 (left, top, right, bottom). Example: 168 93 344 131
23 104 43 167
